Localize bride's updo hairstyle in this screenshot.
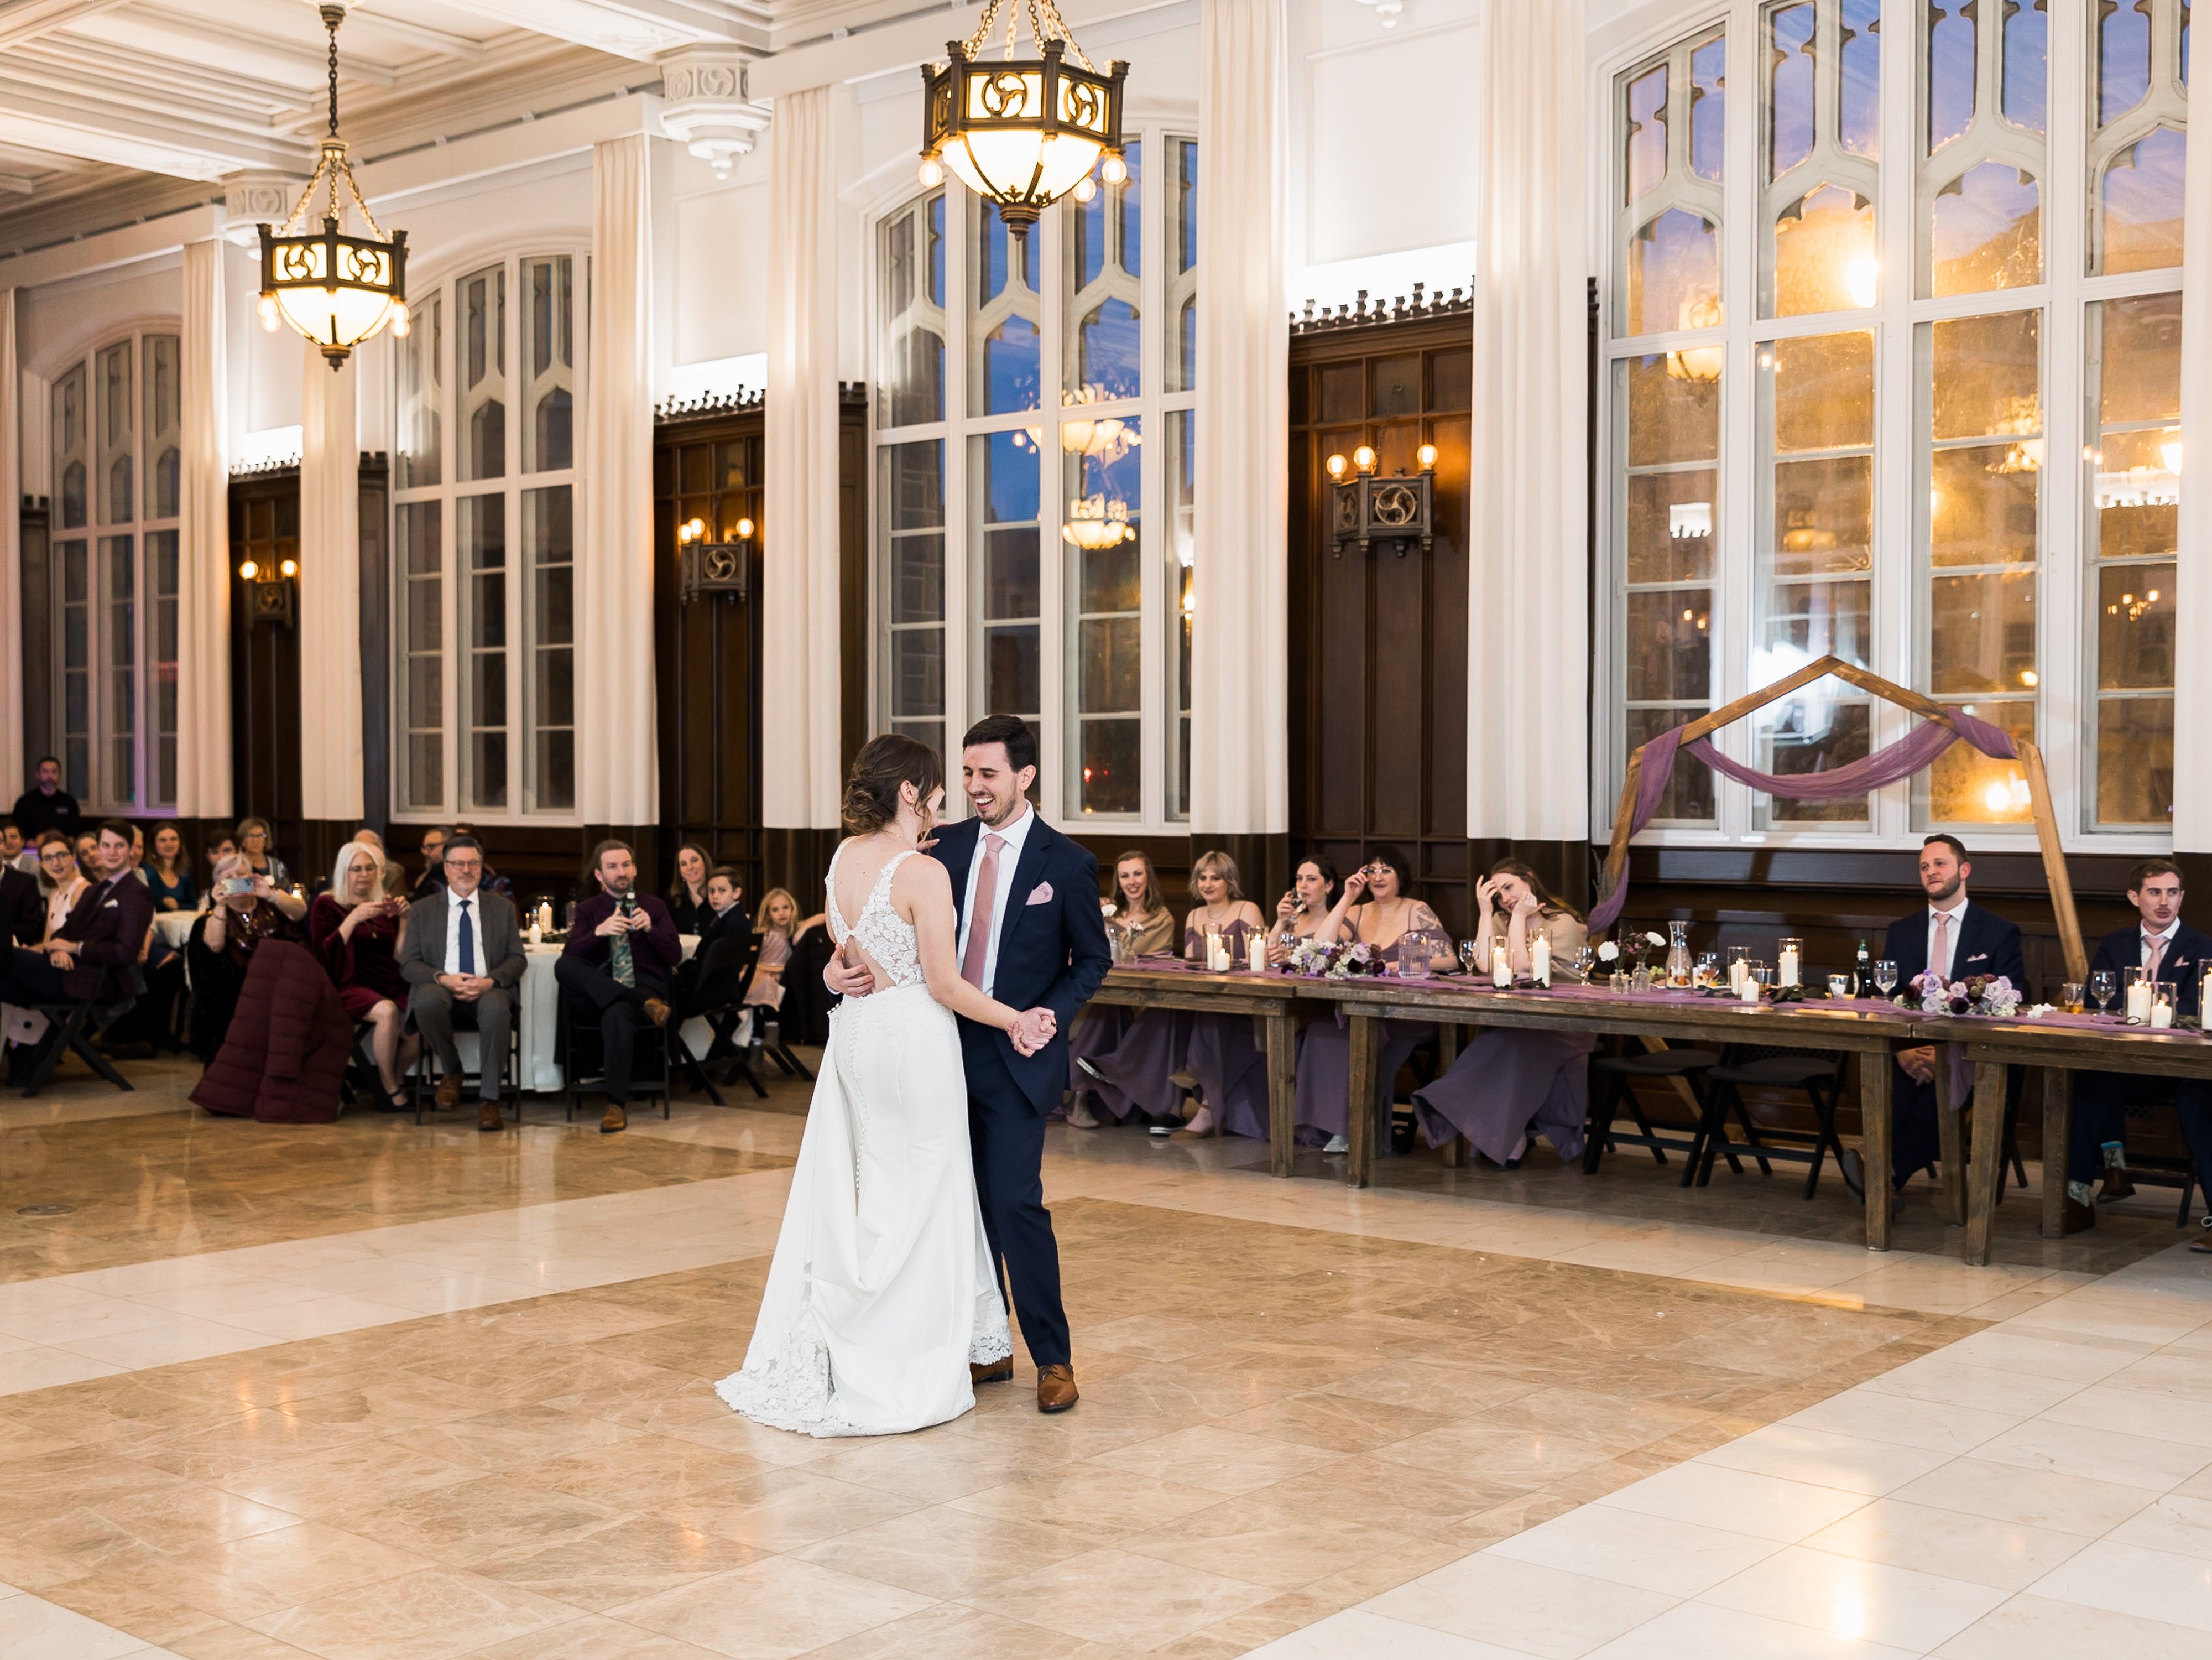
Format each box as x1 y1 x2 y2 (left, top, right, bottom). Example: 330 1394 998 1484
842 733 943 834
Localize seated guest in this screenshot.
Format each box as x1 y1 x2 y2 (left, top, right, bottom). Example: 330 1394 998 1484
398 835 523 1132
1266 855 1341 961
144 825 196 913
380 858 413 905
698 866 751 946
34 833 86 939
0 841 40 951
310 840 419 1112
2061 860 2212 1236
0 821 154 1017
187 856 301 1060
236 817 291 890
557 839 681 1135
1175 852 1275 1138
744 887 818 1010
72 831 98 885
1413 862 1594 1167
0 816 22 867
449 823 513 896
12 756 80 841
1842 834 2026 1196
201 835 237 906
1183 849 1266 960
127 824 147 882
667 842 714 934
1296 847 1454 1153
1065 851 1180 1130
1107 850 1178 956
411 825 451 903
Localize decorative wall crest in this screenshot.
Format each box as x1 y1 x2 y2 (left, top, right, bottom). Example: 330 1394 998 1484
660 51 771 181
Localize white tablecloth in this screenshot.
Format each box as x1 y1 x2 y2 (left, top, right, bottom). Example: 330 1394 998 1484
153 911 195 950
517 937 712 1092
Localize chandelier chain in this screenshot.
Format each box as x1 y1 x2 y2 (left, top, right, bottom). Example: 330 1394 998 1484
958 0 1094 71
326 12 340 140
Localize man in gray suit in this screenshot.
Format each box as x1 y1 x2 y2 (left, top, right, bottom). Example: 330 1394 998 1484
398 835 524 1131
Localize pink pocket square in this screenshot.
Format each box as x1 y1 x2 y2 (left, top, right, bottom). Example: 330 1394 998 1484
1026 881 1055 906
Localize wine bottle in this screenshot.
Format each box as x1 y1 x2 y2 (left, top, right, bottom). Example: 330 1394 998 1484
1854 938 1871 997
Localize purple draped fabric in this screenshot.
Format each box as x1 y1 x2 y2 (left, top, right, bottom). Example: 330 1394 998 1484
1590 709 2017 932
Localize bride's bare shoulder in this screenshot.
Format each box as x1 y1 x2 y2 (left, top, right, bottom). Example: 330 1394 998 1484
891 851 952 899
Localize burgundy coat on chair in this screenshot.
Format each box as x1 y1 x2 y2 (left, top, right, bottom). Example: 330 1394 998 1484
190 939 353 1123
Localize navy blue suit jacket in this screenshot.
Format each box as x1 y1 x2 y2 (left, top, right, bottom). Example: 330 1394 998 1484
1881 899 2026 997
2089 921 2212 1020
932 812 1112 1114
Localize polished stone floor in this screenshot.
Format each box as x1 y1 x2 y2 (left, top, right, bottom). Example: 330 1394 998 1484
0 1054 2207 1658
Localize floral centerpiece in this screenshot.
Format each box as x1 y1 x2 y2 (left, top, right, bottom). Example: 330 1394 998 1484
1595 929 1666 985
1908 972 2022 1018
1285 938 1385 980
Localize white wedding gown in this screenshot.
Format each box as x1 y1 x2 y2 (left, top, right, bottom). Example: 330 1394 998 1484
717 846 1013 1437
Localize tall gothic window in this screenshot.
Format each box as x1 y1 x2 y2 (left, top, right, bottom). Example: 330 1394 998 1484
49 330 181 812
873 133 1199 823
1605 1 2189 843
392 253 581 819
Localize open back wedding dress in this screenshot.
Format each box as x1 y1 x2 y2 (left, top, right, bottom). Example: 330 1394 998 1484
717 845 1013 1437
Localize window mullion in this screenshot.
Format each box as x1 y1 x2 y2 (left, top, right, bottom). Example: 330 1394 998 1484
945 193 971 766
1039 196 1066 823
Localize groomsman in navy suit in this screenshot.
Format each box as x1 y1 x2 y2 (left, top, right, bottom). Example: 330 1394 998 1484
1843 835 2026 1195
2063 859 2212 1238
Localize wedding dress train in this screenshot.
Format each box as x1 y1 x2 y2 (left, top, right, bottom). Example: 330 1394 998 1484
717 847 1012 1437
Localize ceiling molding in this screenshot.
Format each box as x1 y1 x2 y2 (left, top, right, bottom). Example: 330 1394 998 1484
0 0 129 51
419 0 764 59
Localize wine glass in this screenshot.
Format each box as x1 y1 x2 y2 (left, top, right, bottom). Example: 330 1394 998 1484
1874 959 1897 998
1573 945 1596 982
2089 969 2117 1017
1694 951 1719 989
1458 940 1482 977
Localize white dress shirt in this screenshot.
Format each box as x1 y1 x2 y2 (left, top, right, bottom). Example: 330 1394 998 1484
442 884 484 977
1927 897 1970 982
956 804 1036 1001
2141 917 2180 970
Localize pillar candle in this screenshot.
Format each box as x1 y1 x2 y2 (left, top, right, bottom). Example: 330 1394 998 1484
1740 976 1760 1005
1247 933 1267 975
2127 981 2154 1023
1491 944 1510 988
2151 995 2174 1029
1531 935 1551 987
1777 946 1801 988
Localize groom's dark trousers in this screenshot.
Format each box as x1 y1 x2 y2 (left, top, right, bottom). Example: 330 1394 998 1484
935 813 1112 1371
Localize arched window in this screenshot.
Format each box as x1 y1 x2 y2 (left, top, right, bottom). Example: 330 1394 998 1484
49 329 181 811
392 252 582 819
873 131 1201 825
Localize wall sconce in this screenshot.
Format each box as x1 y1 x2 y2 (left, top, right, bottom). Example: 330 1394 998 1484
679 513 754 602
1325 443 1437 558
236 551 297 625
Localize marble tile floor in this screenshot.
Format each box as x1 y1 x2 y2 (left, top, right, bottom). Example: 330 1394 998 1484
0 1196 1980 1659
1248 1241 2212 1659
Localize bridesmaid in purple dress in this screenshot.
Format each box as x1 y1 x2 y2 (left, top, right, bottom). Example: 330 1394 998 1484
1412 860 1594 1166
1067 852 1180 1127
1170 851 1267 1138
1293 846 1454 1153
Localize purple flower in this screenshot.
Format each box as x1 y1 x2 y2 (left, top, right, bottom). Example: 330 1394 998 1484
1948 995 1971 1015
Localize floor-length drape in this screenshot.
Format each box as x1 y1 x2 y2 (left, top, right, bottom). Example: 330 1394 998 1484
580 133 659 825
1191 0 1288 836
299 345 362 822
1465 0 1589 841
763 87 843 830
177 240 231 818
0 289 20 798
2172 67 2212 850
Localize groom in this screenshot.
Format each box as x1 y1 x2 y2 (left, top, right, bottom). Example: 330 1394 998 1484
827 715 1111 1412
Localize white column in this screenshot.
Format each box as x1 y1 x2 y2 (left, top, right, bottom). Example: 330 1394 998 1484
177 240 232 818
299 344 363 823
2171 69 2212 850
763 86 842 830
0 288 20 797
579 132 660 826
1464 0 1590 842
1191 0 1290 836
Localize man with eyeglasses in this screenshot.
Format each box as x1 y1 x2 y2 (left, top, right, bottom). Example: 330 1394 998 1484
411 826 452 905
397 835 524 1131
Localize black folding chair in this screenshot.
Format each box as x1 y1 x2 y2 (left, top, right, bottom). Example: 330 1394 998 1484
409 1003 523 1125
560 998 672 1121
1699 1043 1851 1196
1583 1042 1721 1181
671 932 763 1105
18 986 140 1097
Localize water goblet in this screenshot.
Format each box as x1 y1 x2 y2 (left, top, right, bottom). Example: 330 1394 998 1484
2089 969 2117 1017
1573 945 1596 982
1827 974 1851 999
1874 959 1897 998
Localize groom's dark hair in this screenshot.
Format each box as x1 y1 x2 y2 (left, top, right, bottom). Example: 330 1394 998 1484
963 714 1037 774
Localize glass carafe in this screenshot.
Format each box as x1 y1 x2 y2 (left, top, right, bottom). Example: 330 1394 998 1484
1665 920 1692 988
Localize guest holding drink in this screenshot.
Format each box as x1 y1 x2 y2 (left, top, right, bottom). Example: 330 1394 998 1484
309 840 418 1111
1411 862 1593 1166
1104 851 1178 957
1266 856 1340 962
1296 847 1452 1153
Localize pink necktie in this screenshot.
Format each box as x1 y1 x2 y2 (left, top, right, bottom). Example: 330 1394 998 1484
1932 910 1952 981
2145 932 2166 981
961 834 1005 990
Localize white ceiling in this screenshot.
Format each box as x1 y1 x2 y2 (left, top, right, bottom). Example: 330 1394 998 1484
0 0 868 255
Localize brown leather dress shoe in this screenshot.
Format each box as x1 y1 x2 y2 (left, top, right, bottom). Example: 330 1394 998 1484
643 998 671 1027
477 1101 503 1133
2062 1195 2098 1235
601 1104 627 1135
435 1075 461 1111
2098 1168 2137 1203
1036 1364 1078 1413
971 1360 1013 1385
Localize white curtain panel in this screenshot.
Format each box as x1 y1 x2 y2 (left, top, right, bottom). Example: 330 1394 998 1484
1465 0 1590 841
763 85 843 830
1192 0 1290 836
176 240 231 818
298 344 363 821
580 132 660 825
0 289 20 797
2170 85 2212 849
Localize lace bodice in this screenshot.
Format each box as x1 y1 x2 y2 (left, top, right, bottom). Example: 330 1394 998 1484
827 844 924 989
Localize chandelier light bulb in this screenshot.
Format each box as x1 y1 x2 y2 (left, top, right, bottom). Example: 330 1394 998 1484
1417 444 1438 471
280 558 298 577
258 295 280 333
1326 454 1348 480
1100 154 1127 185
238 559 259 581
392 305 410 338
918 158 943 187
1353 446 1377 474
736 518 755 540
1072 175 1097 203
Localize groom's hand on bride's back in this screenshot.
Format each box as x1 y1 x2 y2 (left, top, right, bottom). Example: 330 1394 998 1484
824 954 876 999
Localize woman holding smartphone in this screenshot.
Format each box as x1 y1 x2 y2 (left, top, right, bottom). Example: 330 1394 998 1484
307 840 416 1110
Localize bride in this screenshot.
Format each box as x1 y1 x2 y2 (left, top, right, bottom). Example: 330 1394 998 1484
718 734 1057 1437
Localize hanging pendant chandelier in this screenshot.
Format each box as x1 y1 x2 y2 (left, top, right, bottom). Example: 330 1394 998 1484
258 4 409 371
917 0 1129 240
